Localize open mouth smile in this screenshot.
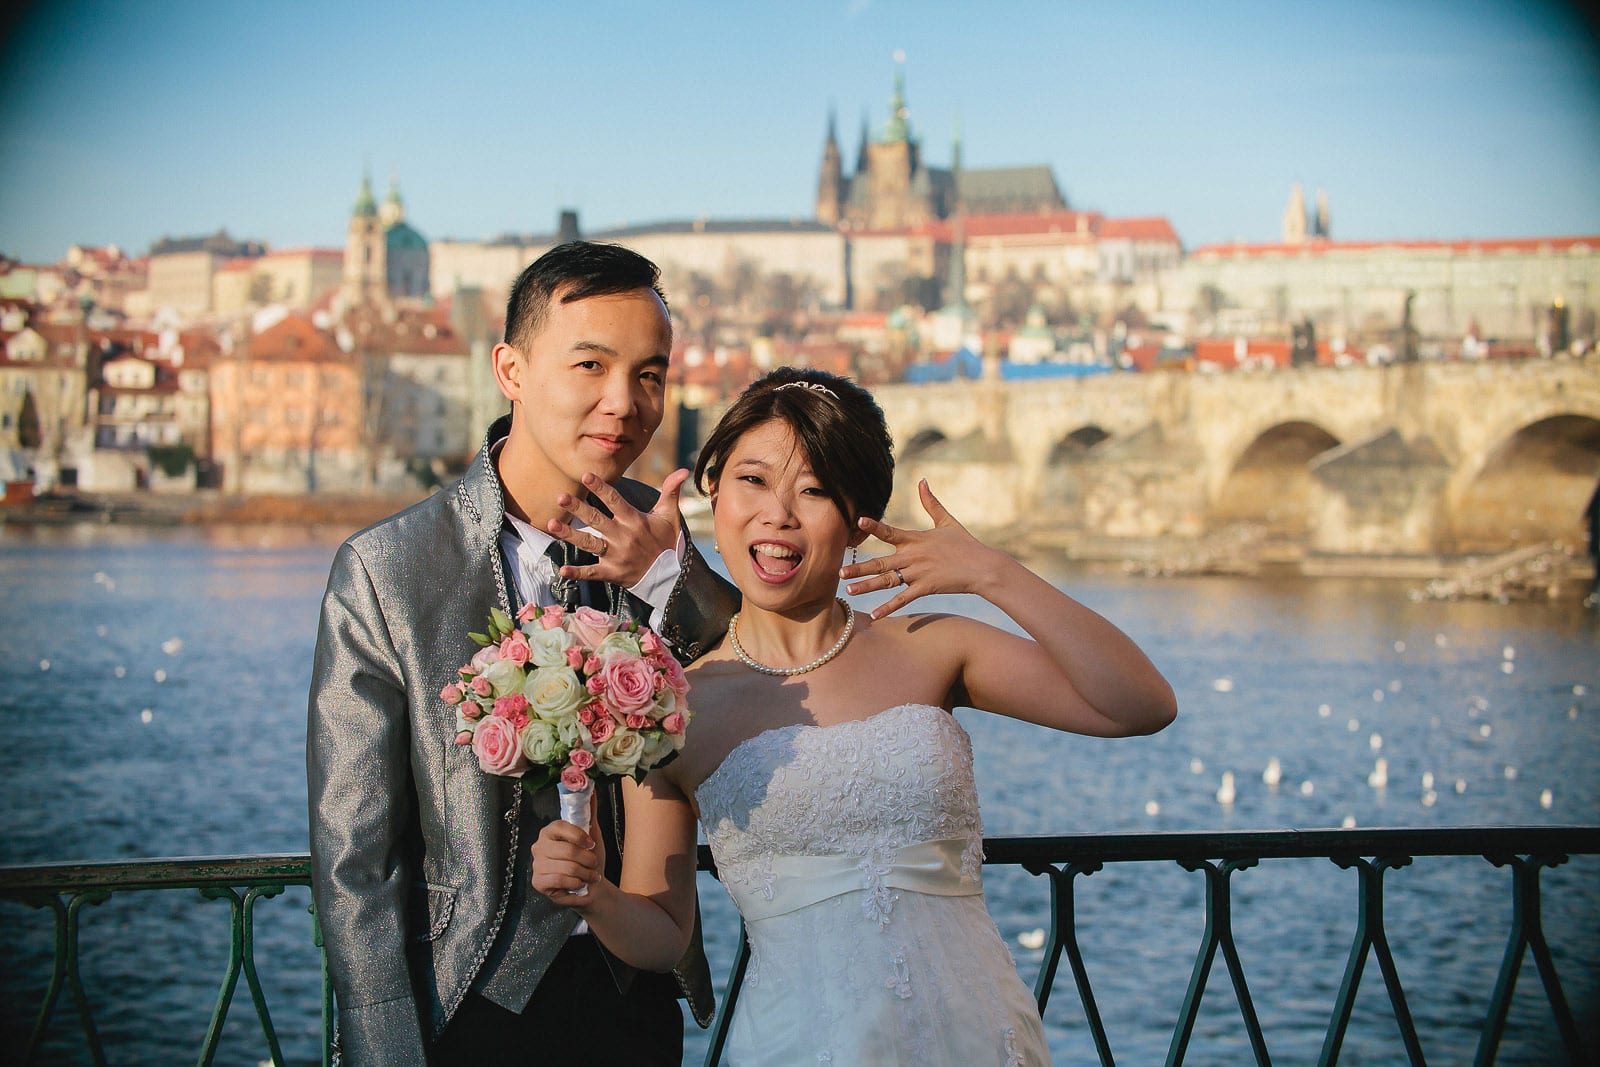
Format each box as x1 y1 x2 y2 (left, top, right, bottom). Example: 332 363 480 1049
750 541 802 583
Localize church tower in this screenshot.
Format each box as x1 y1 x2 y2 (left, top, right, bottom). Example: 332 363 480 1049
380 176 405 228
816 109 844 227
343 172 386 305
1282 183 1308 246
1313 188 1331 239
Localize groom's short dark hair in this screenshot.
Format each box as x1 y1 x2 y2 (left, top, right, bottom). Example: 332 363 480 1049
504 241 668 350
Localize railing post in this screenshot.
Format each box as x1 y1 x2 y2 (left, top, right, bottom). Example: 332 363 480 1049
310 901 334 1067
700 920 751 1067
1026 859 1114 1066
1320 854 1423 1066
1475 852 1585 1066
1168 856 1269 1067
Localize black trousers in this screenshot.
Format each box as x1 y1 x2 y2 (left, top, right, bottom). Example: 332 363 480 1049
429 935 684 1065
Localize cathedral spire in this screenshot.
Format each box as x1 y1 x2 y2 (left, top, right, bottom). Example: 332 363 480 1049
881 53 911 143
816 107 845 226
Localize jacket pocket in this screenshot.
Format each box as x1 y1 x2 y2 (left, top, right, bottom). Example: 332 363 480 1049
408 880 458 943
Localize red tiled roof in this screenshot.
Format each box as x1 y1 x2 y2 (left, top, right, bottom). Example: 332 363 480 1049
265 247 344 261
1191 236 1600 259
1099 217 1182 243
907 210 1104 242
247 314 347 362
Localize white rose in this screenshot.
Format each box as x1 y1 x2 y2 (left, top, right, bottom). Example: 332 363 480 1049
595 729 646 776
526 625 575 668
639 728 675 767
480 657 524 697
556 716 585 749
522 666 587 722
520 718 562 764
594 631 643 660
650 687 677 721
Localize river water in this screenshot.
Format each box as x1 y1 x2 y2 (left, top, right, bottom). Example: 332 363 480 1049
0 524 1595 1065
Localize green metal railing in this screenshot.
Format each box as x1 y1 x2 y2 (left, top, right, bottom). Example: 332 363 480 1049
2 827 1595 1066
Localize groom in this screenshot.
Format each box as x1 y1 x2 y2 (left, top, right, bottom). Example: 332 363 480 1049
308 241 737 1064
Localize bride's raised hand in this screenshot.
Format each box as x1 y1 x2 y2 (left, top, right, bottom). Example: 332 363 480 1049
841 479 1006 619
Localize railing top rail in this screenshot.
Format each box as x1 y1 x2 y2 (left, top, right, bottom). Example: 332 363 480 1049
0 853 313 893
978 825 1600 865
3 827 1596 895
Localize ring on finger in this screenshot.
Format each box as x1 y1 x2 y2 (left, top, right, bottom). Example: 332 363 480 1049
894 568 905 587
594 540 607 557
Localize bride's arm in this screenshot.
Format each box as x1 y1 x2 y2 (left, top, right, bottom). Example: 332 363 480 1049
530 773 698 971
843 479 1176 737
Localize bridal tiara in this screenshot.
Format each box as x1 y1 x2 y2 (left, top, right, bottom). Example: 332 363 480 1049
774 381 839 399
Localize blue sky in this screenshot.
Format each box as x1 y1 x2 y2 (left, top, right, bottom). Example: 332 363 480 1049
1 0 1597 264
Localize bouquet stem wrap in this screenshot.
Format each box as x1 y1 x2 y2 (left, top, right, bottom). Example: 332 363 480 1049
557 777 596 896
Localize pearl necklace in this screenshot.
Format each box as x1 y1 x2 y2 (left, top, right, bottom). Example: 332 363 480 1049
728 598 856 677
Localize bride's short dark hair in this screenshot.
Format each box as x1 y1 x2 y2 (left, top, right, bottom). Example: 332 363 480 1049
694 368 894 524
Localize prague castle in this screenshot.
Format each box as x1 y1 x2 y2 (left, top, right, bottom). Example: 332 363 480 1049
815 68 1065 230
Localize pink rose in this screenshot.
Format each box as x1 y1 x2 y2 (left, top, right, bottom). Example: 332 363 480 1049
493 693 529 729
586 673 606 695
567 606 621 649
598 656 657 717
565 646 585 670
625 713 652 730
470 644 502 671
583 655 602 675
639 629 663 655
470 676 492 697
499 631 531 666
461 701 485 721
440 683 463 705
559 765 590 791
471 716 528 777
539 608 565 630
568 748 595 771
453 730 473 746
578 705 596 725
516 602 541 623
588 717 616 743
659 654 688 698
662 712 686 735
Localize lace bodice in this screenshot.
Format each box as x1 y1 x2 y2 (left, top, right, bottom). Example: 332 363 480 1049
692 703 1049 1064
696 703 986 922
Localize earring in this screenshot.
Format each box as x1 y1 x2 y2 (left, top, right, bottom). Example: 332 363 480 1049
714 540 720 553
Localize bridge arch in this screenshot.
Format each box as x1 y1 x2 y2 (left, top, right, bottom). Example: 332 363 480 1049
1211 421 1342 536
1048 425 1112 462
1450 413 1600 552
899 427 950 464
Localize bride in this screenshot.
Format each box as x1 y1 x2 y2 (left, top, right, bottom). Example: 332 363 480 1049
531 368 1176 1065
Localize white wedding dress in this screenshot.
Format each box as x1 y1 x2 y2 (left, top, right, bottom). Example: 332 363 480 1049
696 703 1050 1065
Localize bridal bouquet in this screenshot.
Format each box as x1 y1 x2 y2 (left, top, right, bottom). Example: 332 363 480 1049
441 604 691 796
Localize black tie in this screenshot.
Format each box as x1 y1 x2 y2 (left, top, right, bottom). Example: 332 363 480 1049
544 539 597 610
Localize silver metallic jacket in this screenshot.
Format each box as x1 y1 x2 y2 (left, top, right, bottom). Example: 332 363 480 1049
307 416 737 1064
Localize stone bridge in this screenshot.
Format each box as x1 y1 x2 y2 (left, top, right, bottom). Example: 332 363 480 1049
873 359 1600 560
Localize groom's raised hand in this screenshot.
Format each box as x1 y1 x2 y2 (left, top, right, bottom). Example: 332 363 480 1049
546 468 690 589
